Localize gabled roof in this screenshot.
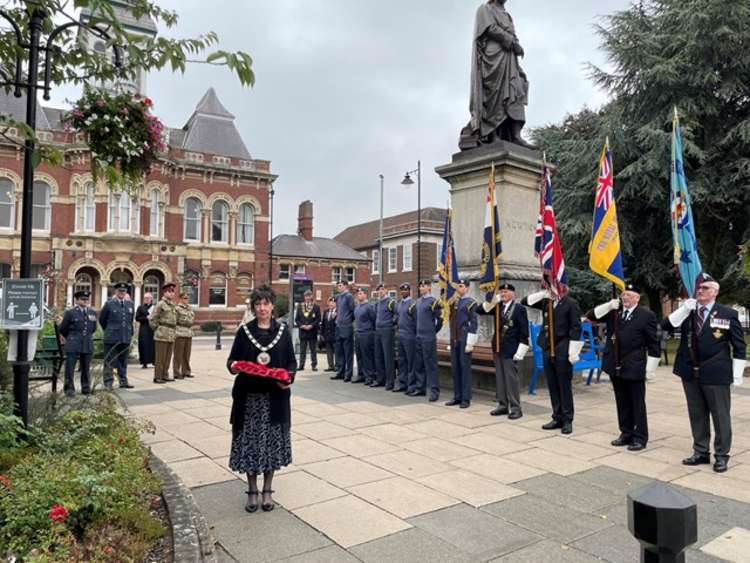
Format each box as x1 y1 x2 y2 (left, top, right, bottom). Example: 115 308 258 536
334 208 447 250
272 235 369 262
179 88 251 159
0 90 51 129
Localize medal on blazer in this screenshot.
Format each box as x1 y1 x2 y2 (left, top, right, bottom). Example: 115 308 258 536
713 329 722 339
242 323 285 365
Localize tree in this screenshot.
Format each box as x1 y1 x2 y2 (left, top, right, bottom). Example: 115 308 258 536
532 0 750 315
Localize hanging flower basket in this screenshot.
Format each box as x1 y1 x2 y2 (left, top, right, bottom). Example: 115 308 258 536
63 88 166 191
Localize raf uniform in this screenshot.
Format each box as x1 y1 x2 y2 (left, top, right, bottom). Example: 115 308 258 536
59 291 97 396
374 287 398 389
354 294 376 384
334 283 356 381
99 282 135 390
396 284 416 393
662 274 747 472
411 281 443 399
149 283 178 384
321 299 338 372
589 284 660 450
447 280 479 408
477 283 529 418
295 293 322 371
522 289 583 433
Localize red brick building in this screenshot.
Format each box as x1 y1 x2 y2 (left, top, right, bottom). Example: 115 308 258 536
334 208 447 297
0 87 274 325
270 201 371 305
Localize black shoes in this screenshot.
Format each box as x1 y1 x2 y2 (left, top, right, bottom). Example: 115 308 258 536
445 399 461 407
311 367 318 372
561 423 573 435
611 436 631 447
627 442 646 452
508 412 523 420
714 458 729 473
490 407 509 416
542 420 563 430
370 382 385 388
350 378 365 384
428 394 439 402
330 375 343 380
245 490 259 513
385 385 394 391
261 489 275 512
682 453 711 466
407 390 426 397
460 401 470 409
393 386 407 393
120 384 135 389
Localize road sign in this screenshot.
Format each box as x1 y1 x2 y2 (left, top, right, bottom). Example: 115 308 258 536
1 278 44 330
293 279 313 303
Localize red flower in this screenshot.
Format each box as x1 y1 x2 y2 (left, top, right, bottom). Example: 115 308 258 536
143 97 153 107
0 475 12 490
117 435 125 445
48 503 69 524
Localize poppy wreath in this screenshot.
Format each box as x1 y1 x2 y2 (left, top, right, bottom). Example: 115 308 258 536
64 87 166 192
231 361 291 384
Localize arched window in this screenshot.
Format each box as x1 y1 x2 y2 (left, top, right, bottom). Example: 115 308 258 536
143 274 160 297
32 180 51 230
184 197 202 241
119 192 132 231
77 182 95 232
209 273 227 306
211 200 229 243
237 202 255 245
236 273 253 305
184 270 200 306
0 178 15 230
74 272 92 296
149 188 160 236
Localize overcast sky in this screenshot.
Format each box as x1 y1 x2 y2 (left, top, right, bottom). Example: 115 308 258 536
53 0 632 239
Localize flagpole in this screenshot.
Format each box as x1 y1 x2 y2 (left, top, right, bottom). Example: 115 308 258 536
608 138 622 376
489 162 501 353
540 154 556 359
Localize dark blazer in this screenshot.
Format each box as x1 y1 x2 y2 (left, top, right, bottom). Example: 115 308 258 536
477 296 530 359
321 308 338 343
295 303 321 340
663 302 746 385
588 306 659 381
228 319 297 435
522 295 582 357
99 298 135 345
59 306 97 355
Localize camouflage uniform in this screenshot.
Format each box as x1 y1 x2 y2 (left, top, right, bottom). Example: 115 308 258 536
173 303 195 379
149 298 177 383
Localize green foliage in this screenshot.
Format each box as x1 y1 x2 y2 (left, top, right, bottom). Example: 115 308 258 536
200 320 222 333
532 0 750 312
275 294 289 319
0 330 11 391
0 400 162 561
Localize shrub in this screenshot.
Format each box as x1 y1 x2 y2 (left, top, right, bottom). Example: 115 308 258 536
201 321 222 333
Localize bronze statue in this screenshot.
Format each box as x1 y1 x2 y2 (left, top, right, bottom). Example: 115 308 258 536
459 0 533 151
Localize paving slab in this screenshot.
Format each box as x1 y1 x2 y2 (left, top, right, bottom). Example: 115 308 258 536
401 437 483 462
451 453 547 484
504 447 595 476
364 450 452 479
700 527 750 562
359 423 429 444
570 522 643 563
483 494 613 543
320 434 401 457
276 545 360 563
169 457 237 488
347 476 459 519
303 456 395 488
293 495 412 549
149 439 203 463
567 466 654 496
417 470 525 508
350 527 474 563
292 421 356 441
408 503 542 560
292 439 348 465
489 539 607 563
272 470 348 510
514 473 622 513
453 433 532 456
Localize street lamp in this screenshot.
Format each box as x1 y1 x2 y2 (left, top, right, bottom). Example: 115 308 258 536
401 160 421 285
378 174 384 286
268 186 275 285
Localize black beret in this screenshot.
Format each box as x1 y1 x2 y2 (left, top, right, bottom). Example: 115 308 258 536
162 282 176 291
399 283 411 290
114 282 129 291
457 278 471 286
74 290 90 299
624 282 641 294
376 283 386 290
419 279 433 286
498 283 515 292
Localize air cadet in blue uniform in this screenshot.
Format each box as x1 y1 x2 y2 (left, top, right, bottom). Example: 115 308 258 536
373 284 397 389
662 273 747 473
410 279 443 400
59 290 97 396
395 283 416 393
99 282 135 390
353 287 376 385
447 279 479 408
333 280 356 381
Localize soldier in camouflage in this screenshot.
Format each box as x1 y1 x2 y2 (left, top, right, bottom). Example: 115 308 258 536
173 291 195 379
149 282 178 384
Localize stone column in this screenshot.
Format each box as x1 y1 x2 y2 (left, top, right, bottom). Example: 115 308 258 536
202 209 211 244
134 283 142 308
66 282 73 307
229 211 237 245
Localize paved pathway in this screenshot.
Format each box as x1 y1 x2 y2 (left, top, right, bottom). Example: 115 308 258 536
121 345 750 562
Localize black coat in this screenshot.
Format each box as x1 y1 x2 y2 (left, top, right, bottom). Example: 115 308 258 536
228 319 297 437
477 296 529 359
135 304 155 364
59 306 97 355
321 308 338 343
588 306 659 381
663 302 746 385
99 298 135 345
295 303 321 340
522 296 582 357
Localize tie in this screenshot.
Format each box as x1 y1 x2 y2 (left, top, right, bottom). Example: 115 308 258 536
622 310 630 322
696 306 708 333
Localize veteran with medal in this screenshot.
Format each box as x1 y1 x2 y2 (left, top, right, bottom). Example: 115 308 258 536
662 273 747 473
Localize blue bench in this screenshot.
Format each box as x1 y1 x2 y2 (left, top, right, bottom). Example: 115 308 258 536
527 320 603 395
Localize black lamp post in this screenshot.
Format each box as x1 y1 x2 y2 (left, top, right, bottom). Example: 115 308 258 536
401 160 421 285
268 186 275 285
0 7 121 426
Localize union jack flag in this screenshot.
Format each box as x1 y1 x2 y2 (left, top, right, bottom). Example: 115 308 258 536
534 166 568 297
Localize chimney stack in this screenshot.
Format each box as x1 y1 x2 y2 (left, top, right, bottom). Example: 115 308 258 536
298 200 314 241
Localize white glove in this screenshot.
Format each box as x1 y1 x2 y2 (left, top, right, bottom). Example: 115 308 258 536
446 344 450 352
668 298 697 327
527 290 551 306
482 300 495 313
568 340 584 365
646 356 660 375
734 359 747 386
513 343 529 361
465 333 478 353
594 298 620 319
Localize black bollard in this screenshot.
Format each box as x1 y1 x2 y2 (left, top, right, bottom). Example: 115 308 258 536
215 323 222 351
627 482 697 563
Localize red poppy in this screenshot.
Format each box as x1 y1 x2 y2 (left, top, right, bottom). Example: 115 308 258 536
143 97 153 107
48 503 69 523
0 475 12 490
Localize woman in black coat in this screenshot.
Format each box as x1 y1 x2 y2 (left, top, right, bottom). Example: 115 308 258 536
227 285 297 513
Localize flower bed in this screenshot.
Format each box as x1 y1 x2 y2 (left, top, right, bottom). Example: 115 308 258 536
0 397 163 561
